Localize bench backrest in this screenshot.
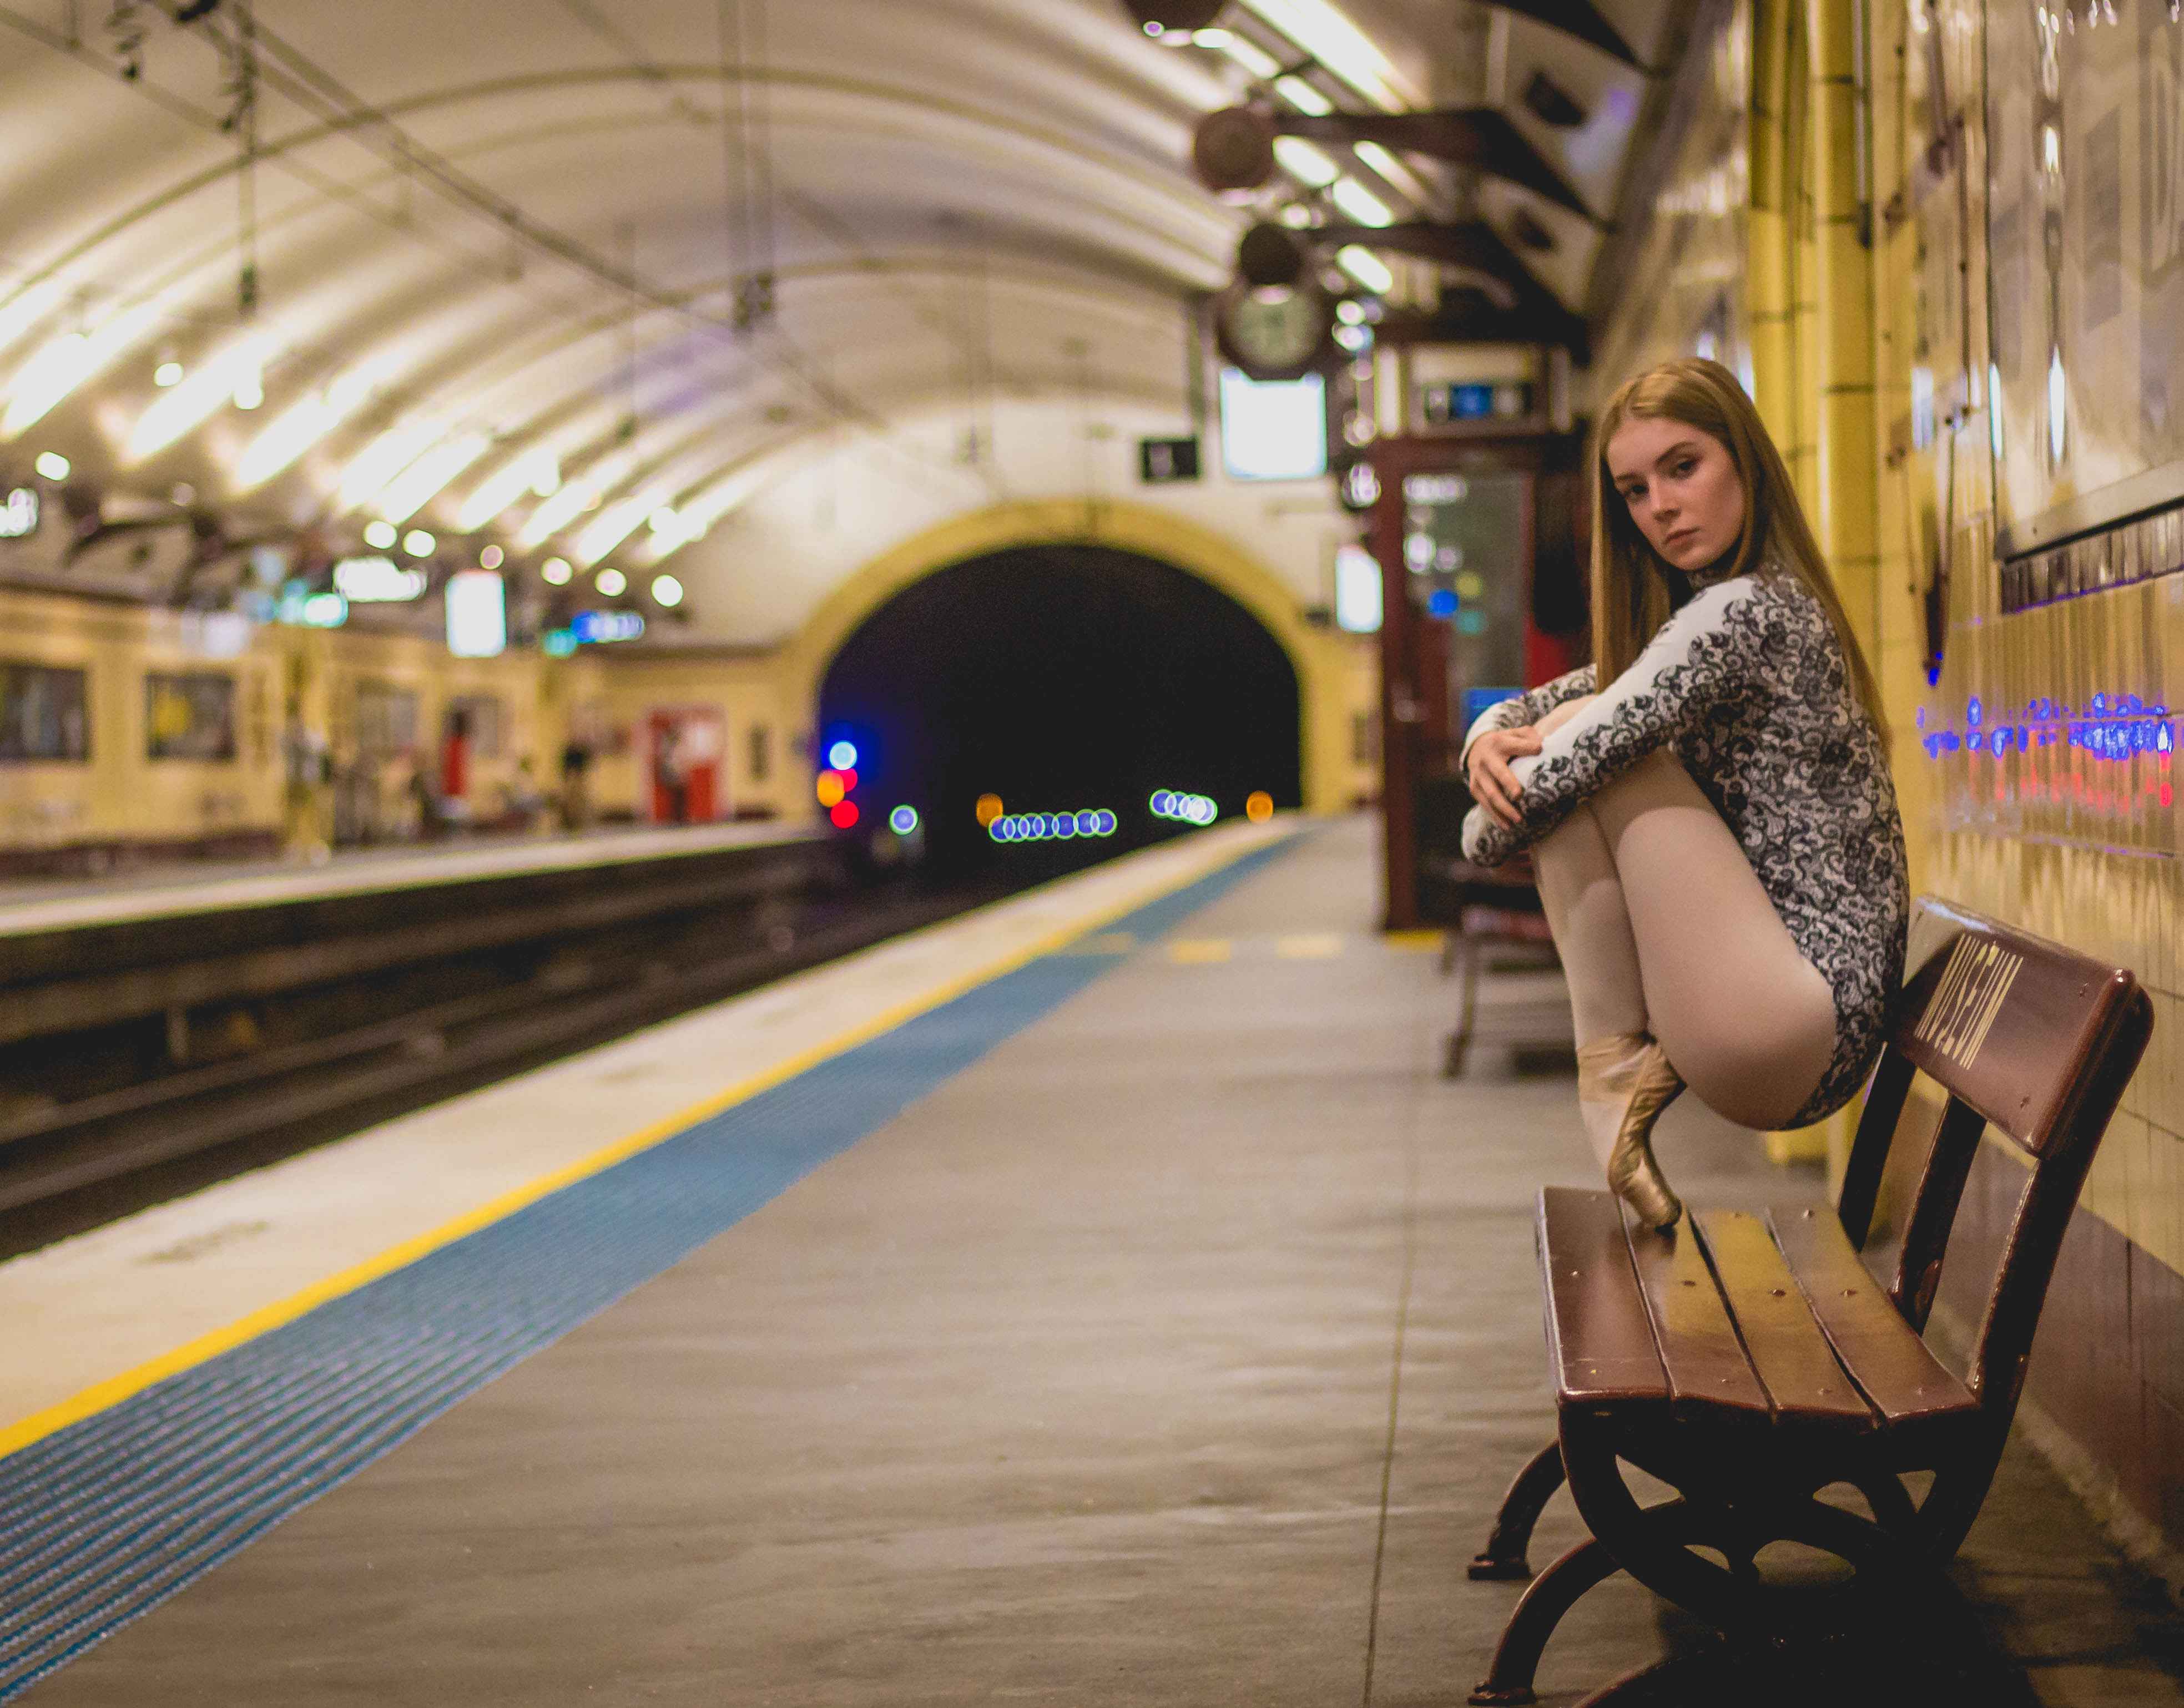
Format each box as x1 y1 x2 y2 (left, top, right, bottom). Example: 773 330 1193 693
1836 897 2152 1421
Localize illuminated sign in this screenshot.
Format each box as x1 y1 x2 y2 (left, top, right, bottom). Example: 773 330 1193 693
277 583 348 628
1219 368 1327 482
989 809 1117 843
1334 544 1381 634
445 569 507 658
569 609 644 645
0 487 37 539
1150 790 1218 826
333 555 427 602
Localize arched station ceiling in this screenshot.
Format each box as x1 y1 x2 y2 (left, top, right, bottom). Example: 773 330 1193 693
0 0 1689 636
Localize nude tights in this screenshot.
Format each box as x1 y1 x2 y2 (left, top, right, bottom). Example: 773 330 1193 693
1519 698 1838 1138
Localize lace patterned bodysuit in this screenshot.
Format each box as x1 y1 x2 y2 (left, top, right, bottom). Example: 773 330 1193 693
1459 558 1909 1125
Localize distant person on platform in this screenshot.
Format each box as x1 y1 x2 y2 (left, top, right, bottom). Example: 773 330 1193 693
559 734 593 832
1459 357 1908 1232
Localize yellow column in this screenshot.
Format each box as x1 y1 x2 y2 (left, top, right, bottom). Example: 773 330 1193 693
1763 0 1883 1169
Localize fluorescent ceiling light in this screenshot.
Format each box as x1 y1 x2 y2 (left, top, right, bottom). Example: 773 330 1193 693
1272 136 1341 188
518 448 637 548
339 420 446 512
1235 0 1419 111
1274 75 1334 114
1193 28 1282 77
233 369 375 492
1330 178 1394 226
377 431 490 523
0 279 65 366
574 493 659 565
2 300 159 439
457 446 561 532
1352 139 1431 203
1337 244 1394 293
126 337 271 463
642 467 763 560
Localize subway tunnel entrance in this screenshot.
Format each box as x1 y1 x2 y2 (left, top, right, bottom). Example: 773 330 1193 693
816 542 1302 880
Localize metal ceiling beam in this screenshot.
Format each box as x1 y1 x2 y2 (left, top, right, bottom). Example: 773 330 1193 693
1316 220 1591 356
1193 105 1600 223
1485 0 1648 70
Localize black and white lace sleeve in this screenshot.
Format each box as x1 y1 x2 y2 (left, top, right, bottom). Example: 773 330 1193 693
1461 580 1760 867
1457 664 1599 771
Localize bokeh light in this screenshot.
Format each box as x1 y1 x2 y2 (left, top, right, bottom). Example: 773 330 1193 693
828 739 859 770
889 805 920 834
815 770 846 807
829 800 860 829
1149 790 1218 826
987 808 1116 843
1245 791 1274 822
975 793 1004 826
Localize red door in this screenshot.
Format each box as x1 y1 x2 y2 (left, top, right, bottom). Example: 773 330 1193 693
648 710 725 823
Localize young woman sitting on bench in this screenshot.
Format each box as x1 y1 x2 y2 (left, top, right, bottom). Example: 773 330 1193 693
1461 357 1909 1231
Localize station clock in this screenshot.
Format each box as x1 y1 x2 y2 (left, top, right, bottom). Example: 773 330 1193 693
1213 278 1336 383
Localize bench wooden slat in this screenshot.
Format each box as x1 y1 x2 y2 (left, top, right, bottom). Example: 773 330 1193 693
1538 1187 1669 1405
1620 1213 1771 1418
1767 1202 1979 1427
1691 1209 1874 1428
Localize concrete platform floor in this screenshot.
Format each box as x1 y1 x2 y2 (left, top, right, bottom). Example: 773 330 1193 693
24 817 2184 1705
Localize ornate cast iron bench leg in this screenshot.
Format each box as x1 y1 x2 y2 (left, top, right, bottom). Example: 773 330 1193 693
1470 1439 1565 1579
1467 1535 1622 1705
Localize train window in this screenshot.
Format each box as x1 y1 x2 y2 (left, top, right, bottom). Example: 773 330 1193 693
145 671 236 762
354 681 421 757
0 662 89 763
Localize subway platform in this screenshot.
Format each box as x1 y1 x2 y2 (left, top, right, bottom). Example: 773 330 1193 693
2 817 2180 1706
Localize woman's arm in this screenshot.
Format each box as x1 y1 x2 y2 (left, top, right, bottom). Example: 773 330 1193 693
1456 665 1600 771
1461 580 1761 865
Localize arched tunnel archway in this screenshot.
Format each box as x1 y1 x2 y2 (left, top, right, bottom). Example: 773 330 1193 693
817 543 1302 881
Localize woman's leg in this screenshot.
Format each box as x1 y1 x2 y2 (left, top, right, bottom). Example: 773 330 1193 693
1522 696 1835 1138
1583 751 1837 1130
1527 698 1654 1168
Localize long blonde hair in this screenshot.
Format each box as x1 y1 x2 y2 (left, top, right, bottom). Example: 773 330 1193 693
1587 356 1888 744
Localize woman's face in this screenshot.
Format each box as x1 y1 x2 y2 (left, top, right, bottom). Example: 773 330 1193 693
1605 415 1747 575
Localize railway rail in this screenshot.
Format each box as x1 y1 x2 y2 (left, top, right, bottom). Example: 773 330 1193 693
0 831 1001 1255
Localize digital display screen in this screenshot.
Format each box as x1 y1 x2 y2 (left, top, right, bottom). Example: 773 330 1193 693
1219 368 1327 482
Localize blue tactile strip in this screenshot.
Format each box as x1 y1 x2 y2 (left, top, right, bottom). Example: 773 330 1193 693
0 834 1298 1699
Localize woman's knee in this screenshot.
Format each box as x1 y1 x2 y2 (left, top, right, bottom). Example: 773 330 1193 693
1534 694 1597 738
1660 1007 1837 1129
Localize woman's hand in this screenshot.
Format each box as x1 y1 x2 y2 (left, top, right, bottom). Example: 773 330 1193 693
1466 725 1542 829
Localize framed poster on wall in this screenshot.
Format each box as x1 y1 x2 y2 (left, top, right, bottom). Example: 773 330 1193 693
1986 0 2184 553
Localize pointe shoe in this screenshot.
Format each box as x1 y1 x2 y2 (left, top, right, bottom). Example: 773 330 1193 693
1576 1033 1687 1231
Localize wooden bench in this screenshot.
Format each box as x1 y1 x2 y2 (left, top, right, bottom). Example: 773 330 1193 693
1429 851 1558 1078
1465 897 2154 1705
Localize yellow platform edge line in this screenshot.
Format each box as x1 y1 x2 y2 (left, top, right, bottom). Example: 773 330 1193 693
0 827 1298 1464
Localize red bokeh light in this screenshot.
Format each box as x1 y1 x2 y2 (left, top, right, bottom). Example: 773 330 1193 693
829 800 860 829
838 767 858 792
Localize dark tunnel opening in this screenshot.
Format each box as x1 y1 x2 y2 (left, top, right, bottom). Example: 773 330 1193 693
817 543 1302 883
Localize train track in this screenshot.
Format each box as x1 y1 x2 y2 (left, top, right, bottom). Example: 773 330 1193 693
0 838 1005 1257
